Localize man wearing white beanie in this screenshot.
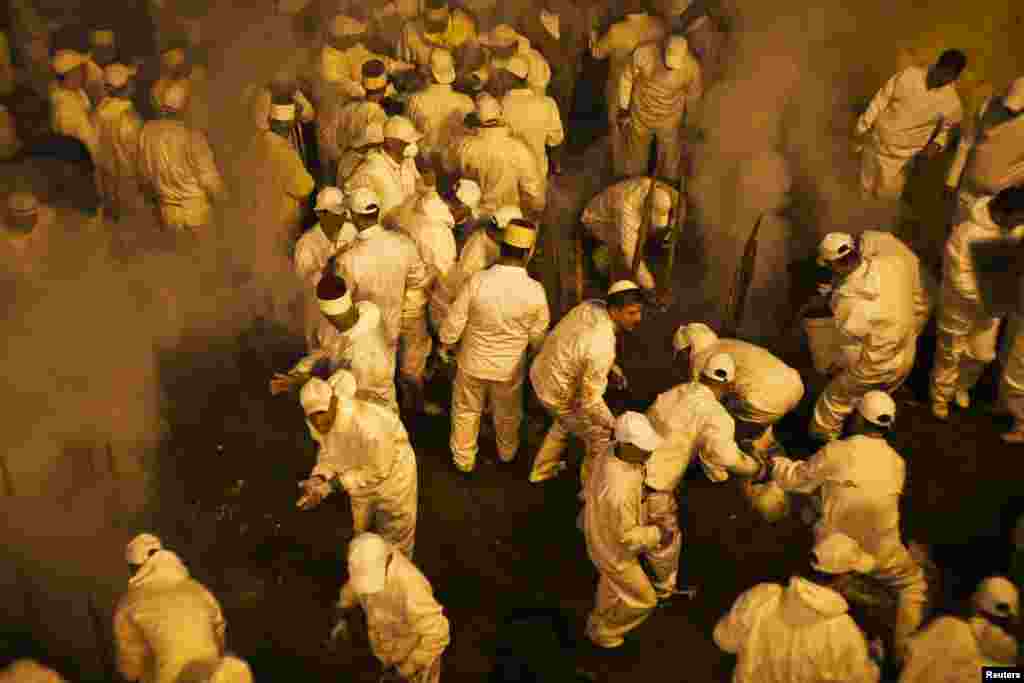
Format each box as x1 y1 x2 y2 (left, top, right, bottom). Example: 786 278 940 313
319 14 413 105
769 390 928 660
93 62 143 222
714 533 882 682
581 412 674 648
407 49 476 170
477 24 551 97
528 281 645 485
114 534 227 683
137 80 225 234
399 0 477 70
900 576 1019 681
49 49 98 160
345 115 423 223
619 35 703 182
295 372 419 562
323 61 391 186
500 55 565 190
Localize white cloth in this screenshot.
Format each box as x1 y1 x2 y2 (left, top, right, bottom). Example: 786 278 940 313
429 227 501 329
397 193 457 295
407 84 475 160
689 338 804 423
49 84 97 158
440 264 549 381
294 223 359 290
455 126 545 215
529 300 617 430
714 578 880 683
113 551 226 683
900 616 1018 682
644 382 750 490
335 225 429 347
345 149 421 221
339 548 449 679
582 177 679 290
500 88 564 184
137 119 225 229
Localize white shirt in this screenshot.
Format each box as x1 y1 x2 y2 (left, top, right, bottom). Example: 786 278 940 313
397 194 457 292
439 264 550 381
407 84 475 158
429 226 500 327
93 96 142 179
294 222 359 289
457 126 545 215
345 149 421 220
500 88 564 180
137 119 225 208
49 84 97 157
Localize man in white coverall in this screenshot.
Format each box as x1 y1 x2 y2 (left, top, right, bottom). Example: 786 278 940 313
855 50 965 201
581 176 680 293
271 271 399 413
114 534 227 683
93 63 144 222
345 115 423 224
714 532 883 683
137 81 226 234
528 280 645 485
333 533 449 683
49 49 98 159
499 55 564 191
672 322 804 459
900 576 1019 681
642 352 768 598
810 230 929 441
582 412 676 648
439 219 550 473
296 372 418 559
619 35 702 182
769 390 928 660
931 186 1024 419
407 49 475 172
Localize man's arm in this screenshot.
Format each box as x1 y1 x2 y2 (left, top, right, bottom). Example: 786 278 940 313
398 582 451 677
527 287 551 352
438 273 475 346
770 442 840 493
189 130 226 201
856 71 900 136
113 608 146 682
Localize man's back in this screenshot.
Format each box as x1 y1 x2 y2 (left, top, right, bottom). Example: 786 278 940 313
459 127 543 214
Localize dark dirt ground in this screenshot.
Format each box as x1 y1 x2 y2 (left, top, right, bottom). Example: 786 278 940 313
3 3 1024 682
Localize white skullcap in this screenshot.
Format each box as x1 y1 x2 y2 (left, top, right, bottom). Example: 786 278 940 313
972 576 1020 619
812 532 877 574
330 14 367 37
614 411 664 452
1005 77 1024 111
672 322 718 352
7 192 40 216
481 24 519 48
493 205 522 228
348 533 392 594
270 103 296 122
475 94 503 124
315 186 346 215
503 219 537 249
90 29 116 47
430 48 456 85
702 352 736 383
817 232 855 266
161 47 186 69
126 533 163 564
160 81 189 111
608 280 642 296
384 116 422 143
664 35 690 70
348 187 380 215
355 121 385 148
505 56 529 80
52 49 87 75
455 179 481 209
210 656 254 683
300 378 334 415
651 185 673 228
856 391 896 427
104 63 138 89
318 275 353 316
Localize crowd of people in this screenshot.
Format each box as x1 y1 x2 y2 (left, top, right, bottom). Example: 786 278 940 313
2 0 1024 681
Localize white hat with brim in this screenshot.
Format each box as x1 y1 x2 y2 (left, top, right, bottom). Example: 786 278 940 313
104 63 139 89
664 36 689 70
300 378 334 415
615 411 664 452
348 533 391 594
315 187 346 215
52 50 87 75
702 352 736 383
608 280 641 296
812 532 877 574
348 187 380 215
856 391 896 427
818 232 855 266
430 49 456 85
673 322 717 352
126 533 163 565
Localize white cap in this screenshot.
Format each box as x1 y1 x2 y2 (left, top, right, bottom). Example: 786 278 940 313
812 532 877 574
502 219 537 249
355 121 385 149
430 48 456 85
330 14 367 38
481 24 519 48
702 352 736 383
300 378 334 415
455 179 481 209
505 56 529 80
270 103 296 122
608 280 641 296
348 187 380 215
160 80 190 111
103 63 138 89
817 232 855 266
651 185 673 228
493 205 522 228
90 29 116 47
664 35 690 70
972 576 1020 620
475 94 503 124
7 192 40 217
614 411 664 452
383 116 422 143
126 533 163 565
672 322 718 352
348 533 391 594
318 286 353 316
52 49 87 75
315 187 346 215
210 656 254 683
856 391 896 427
1005 77 1024 111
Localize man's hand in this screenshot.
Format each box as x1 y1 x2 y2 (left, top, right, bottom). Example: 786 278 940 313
609 364 628 391
296 476 332 510
270 372 304 395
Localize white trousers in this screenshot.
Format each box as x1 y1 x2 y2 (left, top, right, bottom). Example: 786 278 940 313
450 366 524 470
930 320 1002 404
400 312 433 383
860 146 911 201
585 561 658 646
